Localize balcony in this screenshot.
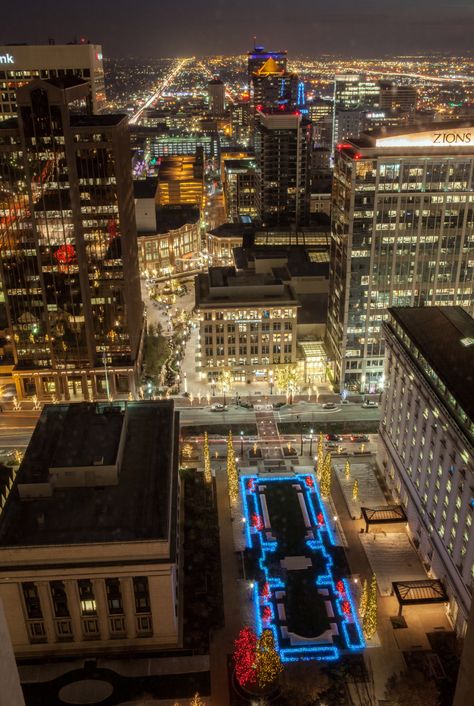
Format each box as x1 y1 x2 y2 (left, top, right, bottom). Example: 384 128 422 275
27 620 47 644
136 614 153 637
109 615 126 638
54 618 73 642
81 617 100 640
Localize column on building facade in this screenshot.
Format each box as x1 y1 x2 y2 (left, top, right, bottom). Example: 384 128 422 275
62 373 70 400
36 581 55 643
92 579 109 640
33 375 42 399
81 373 89 401
64 580 82 642
148 573 178 642
119 576 137 639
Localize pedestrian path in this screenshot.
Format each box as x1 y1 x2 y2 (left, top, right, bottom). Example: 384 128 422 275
333 459 386 519
359 532 427 596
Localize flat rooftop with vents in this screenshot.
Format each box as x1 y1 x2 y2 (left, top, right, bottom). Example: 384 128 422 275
0 401 179 548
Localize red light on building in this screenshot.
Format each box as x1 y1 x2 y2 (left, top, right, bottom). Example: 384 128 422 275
54 244 76 265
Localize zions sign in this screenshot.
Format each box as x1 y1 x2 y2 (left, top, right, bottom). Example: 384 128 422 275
376 128 473 148
0 53 14 64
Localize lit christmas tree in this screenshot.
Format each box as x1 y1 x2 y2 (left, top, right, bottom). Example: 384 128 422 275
352 478 359 500
189 693 205 706
363 574 377 639
255 628 283 688
359 578 368 619
234 626 258 687
316 432 324 480
320 452 332 499
226 430 239 504
203 431 212 484
345 459 351 480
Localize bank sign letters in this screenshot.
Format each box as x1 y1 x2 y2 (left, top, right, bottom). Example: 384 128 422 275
0 54 14 64
376 128 474 148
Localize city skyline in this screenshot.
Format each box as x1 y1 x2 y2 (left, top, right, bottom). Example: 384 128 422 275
1 0 474 58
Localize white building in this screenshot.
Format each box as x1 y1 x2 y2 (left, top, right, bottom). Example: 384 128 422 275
0 42 105 117
378 307 474 635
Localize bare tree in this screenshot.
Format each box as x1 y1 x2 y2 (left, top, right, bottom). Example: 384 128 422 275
279 661 330 706
385 670 439 706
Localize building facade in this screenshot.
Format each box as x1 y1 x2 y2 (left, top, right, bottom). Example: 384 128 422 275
0 79 143 401
223 158 258 222
0 401 181 657
326 122 474 392
195 267 299 382
137 206 201 276
255 111 311 228
378 307 474 636
208 78 225 116
0 42 105 118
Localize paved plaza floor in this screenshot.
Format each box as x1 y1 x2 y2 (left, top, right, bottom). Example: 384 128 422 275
359 532 427 596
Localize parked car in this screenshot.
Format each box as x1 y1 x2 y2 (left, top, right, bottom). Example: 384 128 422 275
273 402 286 409
362 400 378 408
325 433 342 442
322 402 336 410
350 434 369 442
211 403 228 412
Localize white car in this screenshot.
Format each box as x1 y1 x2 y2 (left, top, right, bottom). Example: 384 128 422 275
362 401 378 408
322 402 336 410
211 403 228 412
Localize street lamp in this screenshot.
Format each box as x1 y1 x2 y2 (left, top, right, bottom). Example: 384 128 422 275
309 428 314 456
240 430 244 456
269 372 274 395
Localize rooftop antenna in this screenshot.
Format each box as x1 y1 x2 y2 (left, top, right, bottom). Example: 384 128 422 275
253 36 257 50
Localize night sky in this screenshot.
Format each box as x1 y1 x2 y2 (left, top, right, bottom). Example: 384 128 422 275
1 0 473 58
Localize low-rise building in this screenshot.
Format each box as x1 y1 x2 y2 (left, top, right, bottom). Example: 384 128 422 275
206 223 253 265
195 267 299 383
137 205 201 277
378 307 474 635
0 401 181 657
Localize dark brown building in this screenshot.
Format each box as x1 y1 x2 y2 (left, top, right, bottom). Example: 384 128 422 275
0 78 143 400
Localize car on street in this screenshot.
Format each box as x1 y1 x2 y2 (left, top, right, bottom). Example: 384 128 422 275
362 400 378 408
321 402 337 410
349 434 369 442
211 403 228 412
325 433 342 442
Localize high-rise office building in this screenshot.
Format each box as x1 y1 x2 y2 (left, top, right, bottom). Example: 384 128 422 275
0 78 143 400
0 42 106 119
326 121 474 392
223 158 258 222
332 74 380 153
378 307 474 635
379 81 418 113
247 45 287 81
207 77 225 116
255 111 311 228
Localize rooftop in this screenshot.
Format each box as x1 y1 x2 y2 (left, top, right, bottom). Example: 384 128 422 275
388 306 474 424
154 205 200 234
133 178 158 200
0 401 178 547
195 267 298 307
345 120 474 151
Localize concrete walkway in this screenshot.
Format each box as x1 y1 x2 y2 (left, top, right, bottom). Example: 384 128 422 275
209 471 243 706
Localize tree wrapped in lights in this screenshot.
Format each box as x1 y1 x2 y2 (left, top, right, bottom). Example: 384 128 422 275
203 431 212 484
226 430 239 504
234 627 258 688
359 578 368 619
255 629 283 689
320 452 332 499
217 368 233 406
363 574 377 639
274 364 301 404
316 432 324 480
190 693 205 706
345 459 351 480
352 478 359 501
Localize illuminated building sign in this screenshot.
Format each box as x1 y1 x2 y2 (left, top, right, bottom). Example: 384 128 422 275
376 128 474 148
0 53 14 64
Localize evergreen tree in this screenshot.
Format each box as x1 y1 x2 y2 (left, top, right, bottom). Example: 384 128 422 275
203 430 212 484
345 459 351 480
363 574 377 639
352 478 359 500
255 628 283 688
320 452 332 499
226 430 239 504
359 578 368 619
